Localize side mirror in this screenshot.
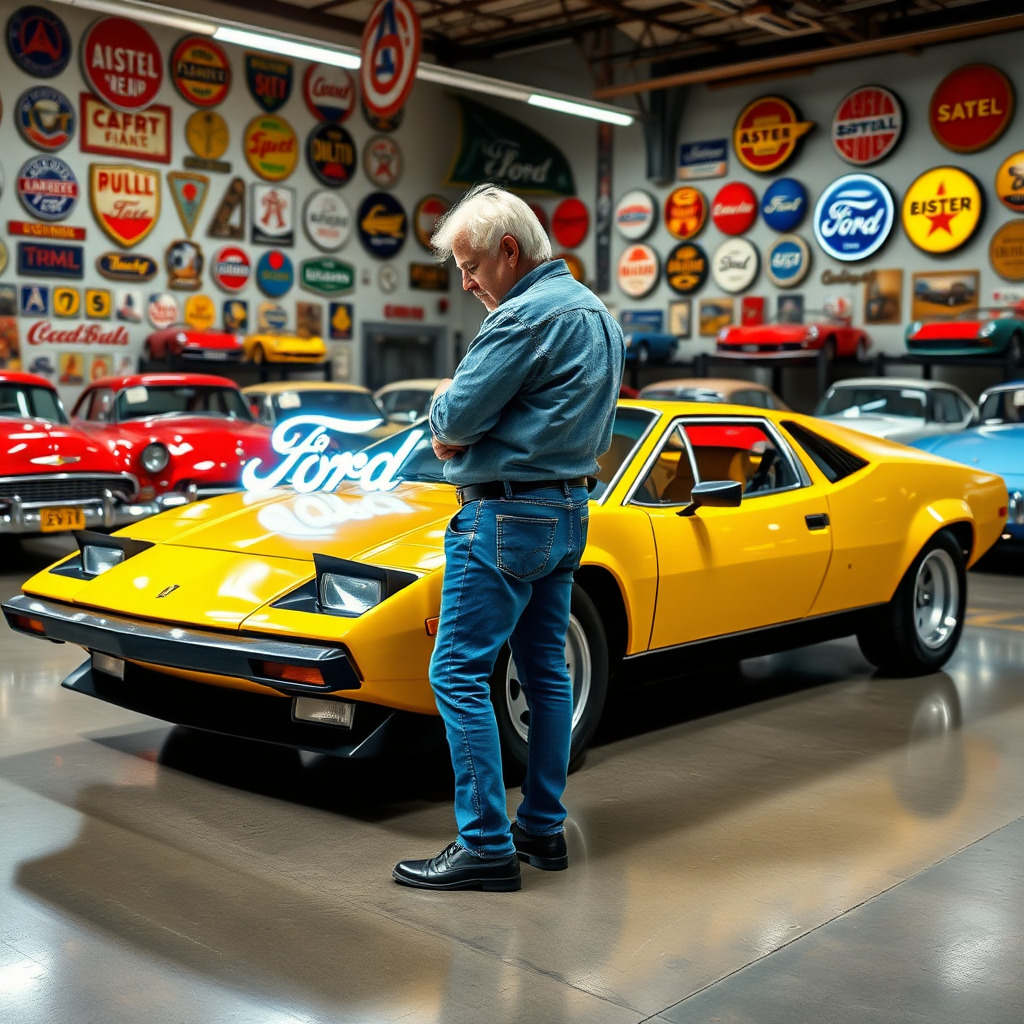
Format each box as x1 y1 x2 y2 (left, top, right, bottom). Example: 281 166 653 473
678 479 743 517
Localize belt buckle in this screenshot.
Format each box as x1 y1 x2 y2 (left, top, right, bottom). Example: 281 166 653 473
456 486 465 506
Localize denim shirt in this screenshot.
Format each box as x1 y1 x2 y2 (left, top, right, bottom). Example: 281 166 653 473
430 260 624 486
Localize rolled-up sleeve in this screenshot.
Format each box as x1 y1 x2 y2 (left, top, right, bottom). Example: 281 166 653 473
429 311 539 446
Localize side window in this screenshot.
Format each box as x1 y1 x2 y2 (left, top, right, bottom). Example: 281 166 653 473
246 392 266 422
956 396 973 421
932 390 960 424
630 423 697 506
731 389 769 409
685 421 800 497
87 389 114 422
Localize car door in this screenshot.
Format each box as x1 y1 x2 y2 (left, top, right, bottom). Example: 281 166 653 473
629 415 834 649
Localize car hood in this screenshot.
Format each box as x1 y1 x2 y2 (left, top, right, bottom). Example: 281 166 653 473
910 322 981 339
817 414 928 440
45 481 455 628
911 424 1024 479
723 325 806 343
0 418 125 475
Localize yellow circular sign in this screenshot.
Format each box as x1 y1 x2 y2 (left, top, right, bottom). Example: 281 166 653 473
184 293 216 329
995 151 1024 214
990 221 1024 281
901 166 983 254
244 115 298 181
185 110 230 160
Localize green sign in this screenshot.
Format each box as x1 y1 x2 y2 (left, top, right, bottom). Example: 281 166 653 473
445 97 576 196
300 257 354 296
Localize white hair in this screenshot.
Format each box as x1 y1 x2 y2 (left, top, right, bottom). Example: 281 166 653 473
431 183 552 264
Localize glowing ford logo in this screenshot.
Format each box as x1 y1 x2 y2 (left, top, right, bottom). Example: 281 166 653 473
813 173 894 262
242 415 426 493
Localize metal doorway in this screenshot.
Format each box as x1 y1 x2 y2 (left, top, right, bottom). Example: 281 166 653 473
361 323 447 390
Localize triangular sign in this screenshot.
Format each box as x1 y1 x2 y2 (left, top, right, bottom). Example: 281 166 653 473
167 172 210 239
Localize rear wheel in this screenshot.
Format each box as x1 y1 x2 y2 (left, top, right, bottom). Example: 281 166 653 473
822 338 837 361
857 530 966 675
252 344 266 366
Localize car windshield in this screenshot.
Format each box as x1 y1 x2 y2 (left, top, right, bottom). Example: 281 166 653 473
816 386 927 419
978 387 1024 423
116 384 253 421
360 406 659 497
271 390 384 425
954 307 1020 322
0 383 67 424
640 387 724 403
769 309 843 326
378 388 433 422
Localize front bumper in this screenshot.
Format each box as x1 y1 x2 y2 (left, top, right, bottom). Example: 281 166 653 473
0 495 159 535
714 346 816 361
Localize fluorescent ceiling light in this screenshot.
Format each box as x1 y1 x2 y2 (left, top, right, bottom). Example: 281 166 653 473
416 63 531 103
51 0 215 34
528 94 635 126
213 27 360 69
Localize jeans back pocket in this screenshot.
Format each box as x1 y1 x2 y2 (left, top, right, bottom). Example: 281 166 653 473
496 514 558 580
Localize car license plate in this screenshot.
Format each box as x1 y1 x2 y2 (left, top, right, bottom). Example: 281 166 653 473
741 344 760 352
205 350 227 360
40 507 86 532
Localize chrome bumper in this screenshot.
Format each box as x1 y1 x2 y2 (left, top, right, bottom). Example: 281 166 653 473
0 495 159 535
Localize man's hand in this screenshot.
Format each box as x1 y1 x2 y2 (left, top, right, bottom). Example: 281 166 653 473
432 437 467 461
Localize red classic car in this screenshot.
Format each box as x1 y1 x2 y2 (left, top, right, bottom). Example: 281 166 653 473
70 374 273 507
1 371 155 536
716 310 871 361
142 323 244 367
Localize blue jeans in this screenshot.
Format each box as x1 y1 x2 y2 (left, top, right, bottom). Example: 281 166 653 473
429 483 590 858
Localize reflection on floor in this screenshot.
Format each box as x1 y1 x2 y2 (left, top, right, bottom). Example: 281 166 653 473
2 536 1024 1023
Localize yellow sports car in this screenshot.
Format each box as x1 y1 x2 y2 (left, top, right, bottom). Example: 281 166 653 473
242 330 327 365
3 401 1007 769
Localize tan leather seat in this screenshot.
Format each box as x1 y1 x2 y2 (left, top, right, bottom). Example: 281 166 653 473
693 447 752 493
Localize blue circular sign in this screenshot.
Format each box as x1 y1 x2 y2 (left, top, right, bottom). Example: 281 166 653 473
7 6 72 77
357 192 407 259
17 156 78 221
813 173 894 263
765 235 810 289
256 250 294 297
761 178 807 232
16 86 75 151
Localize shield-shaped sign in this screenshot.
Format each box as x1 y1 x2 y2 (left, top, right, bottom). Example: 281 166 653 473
245 53 293 113
167 171 209 238
89 164 161 248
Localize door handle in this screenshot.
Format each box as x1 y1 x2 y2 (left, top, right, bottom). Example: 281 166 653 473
805 513 830 531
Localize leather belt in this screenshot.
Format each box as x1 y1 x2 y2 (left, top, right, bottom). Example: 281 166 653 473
456 478 588 505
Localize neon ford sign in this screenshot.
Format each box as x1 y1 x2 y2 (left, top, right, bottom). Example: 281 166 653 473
242 415 426 493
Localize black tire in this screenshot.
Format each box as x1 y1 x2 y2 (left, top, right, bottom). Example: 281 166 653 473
855 337 868 362
856 529 967 675
1008 332 1023 367
636 341 650 366
489 584 608 774
253 344 265 366
822 338 837 362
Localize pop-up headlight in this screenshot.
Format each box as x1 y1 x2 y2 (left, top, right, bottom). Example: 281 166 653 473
82 545 125 576
312 553 417 618
63 531 154 580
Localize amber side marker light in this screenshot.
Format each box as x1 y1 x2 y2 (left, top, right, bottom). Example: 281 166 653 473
256 662 325 686
425 617 440 636
12 615 45 636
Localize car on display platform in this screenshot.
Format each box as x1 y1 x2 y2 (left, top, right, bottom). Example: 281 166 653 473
0 371 155 537
909 381 1024 543
905 306 1024 365
142 323 244 368
70 374 273 508
717 311 870 361
815 378 976 443
372 379 443 424
639 378 789 410
913 277 975 309
623 331 678 365
3 400 1006 772
242 329 327 365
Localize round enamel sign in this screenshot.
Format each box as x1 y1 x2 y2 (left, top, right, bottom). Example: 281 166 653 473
712 238 759 293
930 64 1014 154
304 191 353 252
761 178 806 232
147 292 179 329
901 166 983 255
733 96 814 173
304 64 356 122
17 155 78 221
16 86 75 151
995 151 1024 213
186 111 229 161
364 136 403 189
7 6 72 78
990 221 1024 281
256 250 294 298
765 235 810 288
552 198 589 248
665 187 707 241
814 173 894 262
171 36 231 108
244 115 298 181
712 182 757 235
614 190 656 240
307 123 356 187
81 17 163 113
212 246 251 293
832 86 903 166
665 243 708 295
414 195 449 250
357 192 407 258
360 0 422 120
616 244 659 299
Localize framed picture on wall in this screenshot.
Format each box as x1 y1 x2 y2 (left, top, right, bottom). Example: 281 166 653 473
331 343 352 381
699 297 734 336
668 299 691 337
911 270 979 321
777 294 804 323
296 301 323 339
741 296 765 326
864 269 903 325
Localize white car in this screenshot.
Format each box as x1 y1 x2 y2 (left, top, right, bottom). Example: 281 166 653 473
372 378 443 424
815 378 976 443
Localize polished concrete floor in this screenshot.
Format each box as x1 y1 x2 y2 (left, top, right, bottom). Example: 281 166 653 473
3 537 1024 1023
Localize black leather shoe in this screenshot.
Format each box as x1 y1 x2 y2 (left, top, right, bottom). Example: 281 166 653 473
393 842 521 891
511 821 568 870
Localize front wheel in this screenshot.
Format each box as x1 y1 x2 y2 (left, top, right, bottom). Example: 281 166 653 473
490 584 608 773
857 530 966 675
252 344 265 366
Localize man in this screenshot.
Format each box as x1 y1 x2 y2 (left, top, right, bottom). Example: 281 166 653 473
392 184 624 892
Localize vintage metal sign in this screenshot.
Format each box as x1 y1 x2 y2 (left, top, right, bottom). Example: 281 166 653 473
258 302 288 331
677 139 727 181
208 177 245 240
765 235 810 288
166 240 204 291
901 166 983 255
115 289 143 322
26 321 129 346
246 53 292 113
760 178 807 232
329 302 354 340
360 0 421 120
664 187 707 241
223 299 248 331
212 246 251 293
20 285 50 316
80 16 163 113
364 136 402 189
712 182 757 235
616 244 659 299
17 156 79 221
16 86 75 150
184 294 216 330
832 86 903 166
929 64 1014 154
18 242 84 278
52 287 80 318
409 263 449 291
185 110 231 173
304 191 352 252
813 173 894 262
256 251 294 298
89 164 161 248
304 64 356 122
712 238 759 293
307 123 356 187
167 172 209 238
446 97 575 196
251 184 295 246
96 252 157 281
357 192 407 258
733 96 814 173
301 257 355 296
85 288 112 319
80 94 171 163
7 5 72 77
171 36 231 108
147 291 179 329
413 195 448 250
614 190 656 241
989 221 1024 282
995 151 1024 213
665 243 708 295
8 220 85 241
245 115 298 181
551 198 589 248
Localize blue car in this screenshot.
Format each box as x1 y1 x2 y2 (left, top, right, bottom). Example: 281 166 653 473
910 380 1024 542
623 331 678 365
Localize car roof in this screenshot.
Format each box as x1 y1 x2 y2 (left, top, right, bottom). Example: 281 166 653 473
374 378 443 393
641 377 773 394
86 373 242 390
981 379 1024 394
0 371 57 390
242 381 372 395
827 377 965 392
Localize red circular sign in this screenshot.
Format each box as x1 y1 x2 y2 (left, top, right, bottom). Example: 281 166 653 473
712 182 757 235
665 187 707 241
81 17 163 113
832 86 903 166
929 64 1014 154
551 198 589 248
213 246 251 293
360 0 422 120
